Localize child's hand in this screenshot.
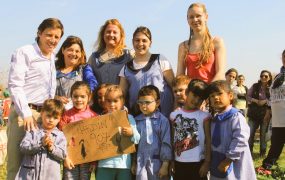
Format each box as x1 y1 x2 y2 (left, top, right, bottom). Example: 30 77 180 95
218 158 232 173
89 162 97 172
158 161 169 178
199 161 210 177
42 133 54 151
64 156 75 169
131 161 137 175
121 127 133 137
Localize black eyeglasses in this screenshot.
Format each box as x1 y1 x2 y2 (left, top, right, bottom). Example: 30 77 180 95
260 75 269 78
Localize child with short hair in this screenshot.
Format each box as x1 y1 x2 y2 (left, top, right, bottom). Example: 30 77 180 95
170 79 211 180
207 80 256 179
133 85 172 180
91 83 113 114
96 85 140 180
172 75 191 109
15 99 66 180
59 81 98 180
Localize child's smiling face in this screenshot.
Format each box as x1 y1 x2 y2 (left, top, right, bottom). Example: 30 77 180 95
209 89 233 113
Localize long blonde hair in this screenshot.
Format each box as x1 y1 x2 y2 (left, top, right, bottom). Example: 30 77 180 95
188 3 214 69
95 19 126 57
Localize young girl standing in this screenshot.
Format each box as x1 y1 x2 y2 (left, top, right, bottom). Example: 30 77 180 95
15 99 66 180
59 81 98 180
96 85 140 180
207 80 256 179
133 85 172 180
170 79 211 180
91 83 113 114
119 26 174 117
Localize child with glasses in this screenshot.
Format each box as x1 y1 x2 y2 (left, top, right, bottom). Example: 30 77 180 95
132 85 172 180
170 79 211 180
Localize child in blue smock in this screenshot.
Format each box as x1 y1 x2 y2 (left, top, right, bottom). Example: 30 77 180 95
133 85 172 180
207 80 256 180
15 99 66 180
96 85 140 180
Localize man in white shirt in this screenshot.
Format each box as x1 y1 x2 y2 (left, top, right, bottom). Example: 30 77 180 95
7 18 64 180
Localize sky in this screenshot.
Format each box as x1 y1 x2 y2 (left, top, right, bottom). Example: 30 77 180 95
1 0 285 87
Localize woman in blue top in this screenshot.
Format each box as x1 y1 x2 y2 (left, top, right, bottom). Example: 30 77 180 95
55 36 98 109
119 26 174 117
88 19 133 85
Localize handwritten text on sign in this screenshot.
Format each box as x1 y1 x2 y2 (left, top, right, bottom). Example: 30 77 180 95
62 110 136 165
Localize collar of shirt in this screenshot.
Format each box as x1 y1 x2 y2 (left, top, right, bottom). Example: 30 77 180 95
135 110 161 121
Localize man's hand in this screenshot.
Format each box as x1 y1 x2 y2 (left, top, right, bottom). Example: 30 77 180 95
24 116 38 131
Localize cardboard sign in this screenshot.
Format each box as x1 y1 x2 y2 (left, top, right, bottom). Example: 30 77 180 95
62 110 136 165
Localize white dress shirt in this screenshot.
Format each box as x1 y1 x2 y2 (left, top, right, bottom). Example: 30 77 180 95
8 42 56 118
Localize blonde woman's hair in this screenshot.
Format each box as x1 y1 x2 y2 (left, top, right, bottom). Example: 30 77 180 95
95 19 126 57
188 3 214 69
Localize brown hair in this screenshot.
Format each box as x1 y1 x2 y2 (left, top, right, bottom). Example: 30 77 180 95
225 68 238 80
41 99 65 118
70 81 91 98
133 26 152 41
55 36 86 70
36 18 64 42
172 75 191 87
138 85 160 101
95 19 126 57
105 85 125 102
187 3 214 68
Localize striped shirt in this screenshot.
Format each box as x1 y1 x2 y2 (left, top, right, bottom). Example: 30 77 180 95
8 42 56 118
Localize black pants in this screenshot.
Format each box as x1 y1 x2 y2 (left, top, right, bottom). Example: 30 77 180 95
174 161 207 180
262 127 285 169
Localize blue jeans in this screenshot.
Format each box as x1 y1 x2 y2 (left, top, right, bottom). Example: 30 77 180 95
248 118 269 155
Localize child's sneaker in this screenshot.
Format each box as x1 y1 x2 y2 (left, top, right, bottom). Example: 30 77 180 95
256 166 272 175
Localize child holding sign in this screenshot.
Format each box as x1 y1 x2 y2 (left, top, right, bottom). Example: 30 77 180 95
133 85 172 180
59 81 98 179
15 99 66 180
96 85 140 180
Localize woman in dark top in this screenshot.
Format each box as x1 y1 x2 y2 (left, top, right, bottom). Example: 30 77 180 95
88 19 132 85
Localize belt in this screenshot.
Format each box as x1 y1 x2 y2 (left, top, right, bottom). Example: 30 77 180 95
28 103 42 112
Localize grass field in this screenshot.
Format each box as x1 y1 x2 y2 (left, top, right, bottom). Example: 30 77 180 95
0 132 284 179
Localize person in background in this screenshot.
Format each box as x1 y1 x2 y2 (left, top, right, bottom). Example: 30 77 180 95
225 68 238 89
7 18 64 180
176 2 226 83
257 49 285 175
55 36 98 110
2 91 11 126
134 85 172 180
15 99 66 180
91 83 113 114
208 80 256 180
232 74 248 115
247 70 272 157
119 26 174 117
172 75 191 110
88 19 133 85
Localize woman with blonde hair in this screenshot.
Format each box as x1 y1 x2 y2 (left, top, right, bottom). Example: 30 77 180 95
88 19 132 85
177 3 226 83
